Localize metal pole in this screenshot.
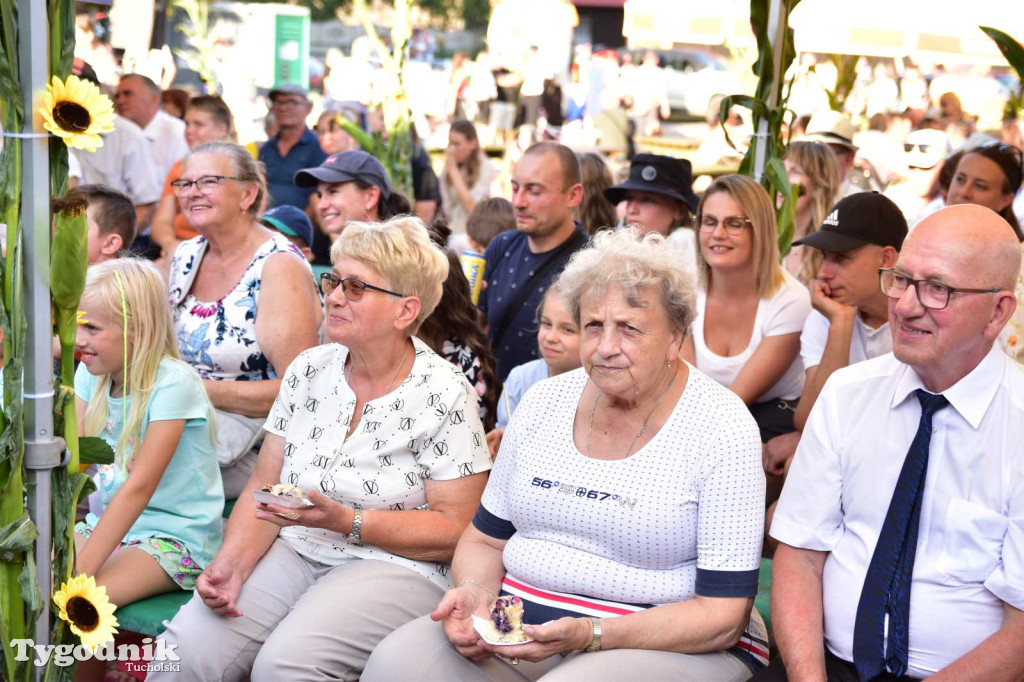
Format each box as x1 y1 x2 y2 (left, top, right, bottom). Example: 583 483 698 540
753 0 786 182
17 0 63 668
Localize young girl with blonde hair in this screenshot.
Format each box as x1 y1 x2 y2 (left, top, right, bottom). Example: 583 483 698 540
74 258 223 613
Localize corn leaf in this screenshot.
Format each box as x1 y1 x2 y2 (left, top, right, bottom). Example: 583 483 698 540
0 515 37 561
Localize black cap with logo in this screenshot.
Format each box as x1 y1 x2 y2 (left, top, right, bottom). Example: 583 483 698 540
792 192 908 253
604 153 699 212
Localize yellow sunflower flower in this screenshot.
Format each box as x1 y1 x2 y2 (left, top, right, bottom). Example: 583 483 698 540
53 574 119 649
38 75 116 152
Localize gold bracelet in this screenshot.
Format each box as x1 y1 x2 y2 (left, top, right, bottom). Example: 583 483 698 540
459 579 497 598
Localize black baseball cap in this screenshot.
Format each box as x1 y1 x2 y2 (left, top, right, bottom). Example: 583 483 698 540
792 192 908 252
260 205 314 249
293 150 391 199
604 154 700 212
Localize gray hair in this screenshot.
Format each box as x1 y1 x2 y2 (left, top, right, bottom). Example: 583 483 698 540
558 227 697 334
184 142 266 217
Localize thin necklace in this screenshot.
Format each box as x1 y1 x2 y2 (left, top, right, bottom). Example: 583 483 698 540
345 344 409 434
586 364 677 459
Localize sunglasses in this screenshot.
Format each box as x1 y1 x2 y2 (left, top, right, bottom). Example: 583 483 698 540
319 273 405 300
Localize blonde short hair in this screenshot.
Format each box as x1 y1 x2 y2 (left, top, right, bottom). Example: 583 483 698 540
557 227 697 334
330 215 449 331
695 174 785 299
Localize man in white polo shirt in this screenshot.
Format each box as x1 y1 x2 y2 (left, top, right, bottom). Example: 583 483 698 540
758 204 1024 681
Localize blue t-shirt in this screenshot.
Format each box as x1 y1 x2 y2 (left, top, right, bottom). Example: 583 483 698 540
259 128 327 210
479 227 588 381
74 358 224 569
495 358 549 428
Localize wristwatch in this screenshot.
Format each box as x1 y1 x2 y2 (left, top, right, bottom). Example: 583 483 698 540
347 509 363 545
585 617 602 652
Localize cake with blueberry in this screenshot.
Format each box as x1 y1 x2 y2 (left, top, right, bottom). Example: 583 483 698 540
488 595 528 644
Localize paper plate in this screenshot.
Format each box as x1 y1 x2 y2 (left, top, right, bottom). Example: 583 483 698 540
252 489 314 509
471 614 533 646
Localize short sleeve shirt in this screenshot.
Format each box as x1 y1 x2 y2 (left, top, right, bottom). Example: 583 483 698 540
772 348 1024 676
74 358 224 569
479 227 588 381
476 366 765 607
495 358 548 428
264 337 493 589
691 270 811 401
799 310 892 370
259 128 327 210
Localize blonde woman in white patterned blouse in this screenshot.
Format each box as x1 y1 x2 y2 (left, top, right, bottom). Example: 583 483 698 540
153 216 493 682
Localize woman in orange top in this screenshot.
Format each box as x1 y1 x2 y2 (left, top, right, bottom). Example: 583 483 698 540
152 96 235 260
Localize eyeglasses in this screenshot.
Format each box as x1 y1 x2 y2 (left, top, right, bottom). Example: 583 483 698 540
878 268 1001 311
170 175 244 195
980 140 1024 169
697 214 752 235
319 273 405 300
272 98 307 109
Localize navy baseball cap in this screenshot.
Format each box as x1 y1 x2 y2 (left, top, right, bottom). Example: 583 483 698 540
293 150 391 200
792 192 908 252
260 205 314 249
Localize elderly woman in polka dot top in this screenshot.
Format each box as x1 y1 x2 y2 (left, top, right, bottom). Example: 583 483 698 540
153 216 493 682
363 228 768 682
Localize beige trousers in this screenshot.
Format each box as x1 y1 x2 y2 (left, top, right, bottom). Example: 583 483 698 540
149 539 444 682
362 613 754 682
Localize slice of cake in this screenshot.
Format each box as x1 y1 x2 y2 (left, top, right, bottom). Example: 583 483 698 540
488 595 528 644
262 483 305 500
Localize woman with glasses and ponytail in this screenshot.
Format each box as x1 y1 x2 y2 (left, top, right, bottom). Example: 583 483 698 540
945 141 1024 362
681 175 811 442
153 215 491 682
167 142 323 498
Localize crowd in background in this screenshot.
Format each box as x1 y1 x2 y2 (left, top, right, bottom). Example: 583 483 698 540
41 11 1024 682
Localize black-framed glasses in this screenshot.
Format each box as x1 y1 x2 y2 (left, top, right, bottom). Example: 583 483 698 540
878 268 1001 311
697 213 752 235
170 175 244 195
319 273 405 300
979 140 1024 170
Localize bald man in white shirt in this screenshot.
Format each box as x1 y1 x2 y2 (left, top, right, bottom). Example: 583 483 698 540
759 205 1024 681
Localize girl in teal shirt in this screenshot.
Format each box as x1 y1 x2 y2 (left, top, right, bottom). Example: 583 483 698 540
74 259 223 619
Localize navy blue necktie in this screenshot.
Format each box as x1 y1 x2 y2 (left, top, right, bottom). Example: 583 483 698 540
852 389 949 682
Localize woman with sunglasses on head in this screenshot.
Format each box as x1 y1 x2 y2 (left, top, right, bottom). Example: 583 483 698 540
681 175 811 442
153 216 492 682
782 141 840 283
945 141 1024 362
167 142 323 498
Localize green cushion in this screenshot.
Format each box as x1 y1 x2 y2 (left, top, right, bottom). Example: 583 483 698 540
755 558 773 632
116 590 193 637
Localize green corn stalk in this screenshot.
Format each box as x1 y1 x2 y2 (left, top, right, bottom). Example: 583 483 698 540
819 53 860 113
350 0 415 200
718 0 801 257
0 0 30 675
980 27 1024 121
50 195 87 474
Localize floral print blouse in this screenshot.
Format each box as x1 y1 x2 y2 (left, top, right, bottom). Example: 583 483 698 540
169 234 308 382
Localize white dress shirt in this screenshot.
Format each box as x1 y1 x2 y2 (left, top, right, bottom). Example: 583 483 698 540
799 310 892 370
772 347 1024 677
143 109 189 187
71 115 161 206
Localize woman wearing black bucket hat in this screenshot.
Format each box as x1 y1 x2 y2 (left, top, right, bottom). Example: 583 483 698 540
605 154 701 266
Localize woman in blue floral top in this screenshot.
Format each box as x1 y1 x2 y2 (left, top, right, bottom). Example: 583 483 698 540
167 142 322 496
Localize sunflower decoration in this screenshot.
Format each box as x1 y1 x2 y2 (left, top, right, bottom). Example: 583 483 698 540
53 574 119 649
38 75 116 152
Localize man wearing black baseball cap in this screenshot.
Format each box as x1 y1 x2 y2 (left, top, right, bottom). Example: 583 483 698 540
763 193 907 485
